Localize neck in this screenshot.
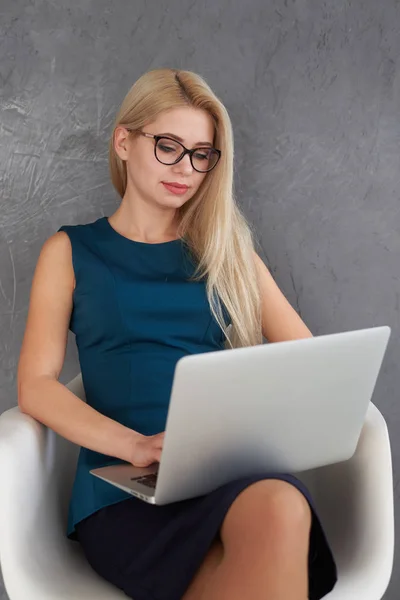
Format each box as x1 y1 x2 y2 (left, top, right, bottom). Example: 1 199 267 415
108 198 180 243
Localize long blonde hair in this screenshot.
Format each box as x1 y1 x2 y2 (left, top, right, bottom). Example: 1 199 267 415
109 68 263 349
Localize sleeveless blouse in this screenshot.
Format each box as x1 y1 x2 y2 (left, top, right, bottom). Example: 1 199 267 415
57 216 231 538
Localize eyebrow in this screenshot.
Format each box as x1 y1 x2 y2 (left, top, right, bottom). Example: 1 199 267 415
158 132 213 147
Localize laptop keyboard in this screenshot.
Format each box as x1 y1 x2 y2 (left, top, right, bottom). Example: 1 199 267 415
130 473 158 488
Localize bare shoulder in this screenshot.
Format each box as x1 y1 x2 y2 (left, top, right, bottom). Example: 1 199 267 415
41 229 72 254
36 231 76 290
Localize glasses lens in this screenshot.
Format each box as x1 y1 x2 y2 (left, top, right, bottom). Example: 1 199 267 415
192 148 220 172
156 138 219 172
156 138 183 165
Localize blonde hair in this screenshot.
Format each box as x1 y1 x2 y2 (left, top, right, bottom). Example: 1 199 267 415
109 68 263 349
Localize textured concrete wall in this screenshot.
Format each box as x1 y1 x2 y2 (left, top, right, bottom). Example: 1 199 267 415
1 1 399 598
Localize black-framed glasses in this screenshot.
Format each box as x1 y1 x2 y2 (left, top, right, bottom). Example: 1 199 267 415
127 129 221 173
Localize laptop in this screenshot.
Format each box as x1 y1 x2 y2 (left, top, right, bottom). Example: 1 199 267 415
90 325 391 505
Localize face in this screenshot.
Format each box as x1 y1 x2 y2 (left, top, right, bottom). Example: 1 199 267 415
114 107 216 209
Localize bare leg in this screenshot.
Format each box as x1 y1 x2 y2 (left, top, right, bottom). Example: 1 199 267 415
183 479 311 600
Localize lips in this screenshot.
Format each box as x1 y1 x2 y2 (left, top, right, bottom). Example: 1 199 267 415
162 182 189 195
163 182 188 189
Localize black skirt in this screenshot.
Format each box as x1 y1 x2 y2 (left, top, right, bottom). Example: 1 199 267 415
75 473 337 600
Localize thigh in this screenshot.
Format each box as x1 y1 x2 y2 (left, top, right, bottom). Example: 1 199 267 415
75 496 226 600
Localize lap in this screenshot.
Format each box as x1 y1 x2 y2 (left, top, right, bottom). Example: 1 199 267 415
75 473 337 600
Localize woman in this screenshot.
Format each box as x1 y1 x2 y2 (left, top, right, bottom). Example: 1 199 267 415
17 68 337 600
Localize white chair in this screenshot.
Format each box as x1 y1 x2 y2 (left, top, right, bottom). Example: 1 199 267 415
0 373 394 599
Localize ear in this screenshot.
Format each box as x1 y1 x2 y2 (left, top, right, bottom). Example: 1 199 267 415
113 126 131 161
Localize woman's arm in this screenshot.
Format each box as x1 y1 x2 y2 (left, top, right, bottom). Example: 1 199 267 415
17 231 141 463
253 251 314 342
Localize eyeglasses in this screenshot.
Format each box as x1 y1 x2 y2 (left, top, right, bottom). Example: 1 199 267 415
126 129 221 173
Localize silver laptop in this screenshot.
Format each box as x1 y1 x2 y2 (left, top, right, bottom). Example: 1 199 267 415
90 325 391 505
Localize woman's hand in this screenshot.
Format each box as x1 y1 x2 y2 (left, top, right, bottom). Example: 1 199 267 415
129 431 165 467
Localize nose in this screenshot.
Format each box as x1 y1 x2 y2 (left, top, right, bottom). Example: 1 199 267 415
174 152 194 174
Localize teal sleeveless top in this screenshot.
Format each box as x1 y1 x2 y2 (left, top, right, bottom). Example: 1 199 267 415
57 216 231 539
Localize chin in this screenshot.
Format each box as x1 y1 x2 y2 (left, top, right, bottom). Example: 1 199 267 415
164 195 191 207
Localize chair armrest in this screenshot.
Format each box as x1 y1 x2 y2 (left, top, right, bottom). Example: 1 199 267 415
0 371 84 559
0 407 80 597
313 402 394 597
0 407 55 538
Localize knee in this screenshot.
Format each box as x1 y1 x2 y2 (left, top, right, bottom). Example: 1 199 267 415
264 480 312 533
221 480 312 551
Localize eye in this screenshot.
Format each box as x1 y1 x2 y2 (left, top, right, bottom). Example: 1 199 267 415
158 143 176 153
194 150 210 160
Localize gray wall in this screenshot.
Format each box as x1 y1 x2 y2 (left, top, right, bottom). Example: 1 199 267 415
1 1 399 598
